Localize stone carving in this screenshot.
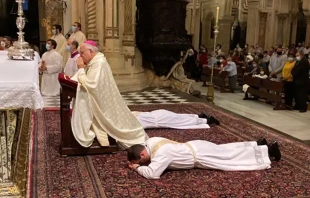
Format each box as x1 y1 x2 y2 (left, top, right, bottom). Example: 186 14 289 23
87 0 97 40
136 0 191 76
266 0 273 8
124 0 133 34
145 49 196 94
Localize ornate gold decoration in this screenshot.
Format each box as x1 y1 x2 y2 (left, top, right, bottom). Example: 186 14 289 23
43 0 64 39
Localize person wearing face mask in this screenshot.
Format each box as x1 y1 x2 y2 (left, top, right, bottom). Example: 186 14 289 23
39 39 63 96
51 24 68 69
221 56 237 92
282 53 296 109
291 51 310 113
245 59 260 76
69 22 87 47
215 44 222 55
303 44 310 56
268 47 287 81
64 39 80 76
196 47 208 82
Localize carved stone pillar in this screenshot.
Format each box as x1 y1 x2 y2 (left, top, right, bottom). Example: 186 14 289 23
259 12 267 49
277 14 286 45
41 0 63 39
305 14 310 44
86 0 98 42
246 0 260 46
290 13 298 45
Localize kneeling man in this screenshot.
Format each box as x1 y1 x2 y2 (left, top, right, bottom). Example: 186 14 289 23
71 40 148 149
132 110 220 129
127 137 281 179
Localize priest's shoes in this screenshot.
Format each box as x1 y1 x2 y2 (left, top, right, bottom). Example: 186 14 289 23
256 137 268 146
198 112 220 126
268 141 281 161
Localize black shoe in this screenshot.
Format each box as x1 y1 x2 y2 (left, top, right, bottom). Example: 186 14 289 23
268 141 281 161
293 106 300 110
299 109 307 113
198 112 220 126
257 137 268 146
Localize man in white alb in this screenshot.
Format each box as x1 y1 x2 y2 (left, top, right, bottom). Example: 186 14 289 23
69 22 86 46
127 137 281 179
40 39 63 96
51 24 68 68
132 110 220 129
71 40 148 149
64 39 80 76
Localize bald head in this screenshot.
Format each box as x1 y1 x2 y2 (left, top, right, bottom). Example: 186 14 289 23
79 43 99 64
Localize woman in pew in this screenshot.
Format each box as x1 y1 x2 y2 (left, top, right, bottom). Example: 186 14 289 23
282 53 296 109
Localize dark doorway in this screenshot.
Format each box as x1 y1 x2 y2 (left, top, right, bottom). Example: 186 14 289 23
296 0 306 44
2 0 40 42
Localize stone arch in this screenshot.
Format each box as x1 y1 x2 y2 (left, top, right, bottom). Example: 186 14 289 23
201 11 215 51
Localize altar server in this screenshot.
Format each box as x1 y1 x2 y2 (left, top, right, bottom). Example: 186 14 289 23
51 24 68 68
128 137 281 179
64 39 79 76
71 40 148 149
132 110 220 129
69 22 86 46
40 39 63 96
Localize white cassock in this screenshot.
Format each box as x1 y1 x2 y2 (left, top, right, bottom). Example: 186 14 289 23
69 31 87 47
64 51 80 76
71 52 148 148
132 110 210 129
51 33 68 68
34 51 41 64
40 49 63 96
136 137 271 179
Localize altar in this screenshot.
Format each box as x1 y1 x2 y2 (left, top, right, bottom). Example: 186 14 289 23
0 50 43 197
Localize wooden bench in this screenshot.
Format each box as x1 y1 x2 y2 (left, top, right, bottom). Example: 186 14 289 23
243 75 285 110
201 67 228 92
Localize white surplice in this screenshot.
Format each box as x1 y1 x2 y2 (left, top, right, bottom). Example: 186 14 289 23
69 31 87 47
136 137 271 179
51 33 68 68
71 52 148 148
132 110 210 129
64 51 80 76
40 49 63 96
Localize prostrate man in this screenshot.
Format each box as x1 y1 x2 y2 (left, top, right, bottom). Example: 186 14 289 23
2 36 12 50
127 137 281 179
132 110 220 129
71 40 148 149
51 24 68 68
69 22 86 46
40 39 63 96
64 39 80 76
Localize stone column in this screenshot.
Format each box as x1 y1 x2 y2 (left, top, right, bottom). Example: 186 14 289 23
86 0 98 42
305 15 310 44
246 0 260 46
290 13 298 45
218 16 234 53
276 14 286 45
259 12 267 49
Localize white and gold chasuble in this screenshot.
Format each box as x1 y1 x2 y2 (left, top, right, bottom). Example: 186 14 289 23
71 52 148 148
136 137 271 179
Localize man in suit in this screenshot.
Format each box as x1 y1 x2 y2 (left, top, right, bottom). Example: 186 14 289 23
269 47 287 81
292 51 310 113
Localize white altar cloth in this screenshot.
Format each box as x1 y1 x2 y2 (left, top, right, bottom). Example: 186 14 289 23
0 51 44 109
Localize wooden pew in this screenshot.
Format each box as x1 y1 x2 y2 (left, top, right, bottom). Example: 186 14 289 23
58 74 118 156
243 75 285 110
201 67 228 92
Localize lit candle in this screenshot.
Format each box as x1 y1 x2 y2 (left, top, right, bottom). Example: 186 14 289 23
181 51 183 56
216 6 219 23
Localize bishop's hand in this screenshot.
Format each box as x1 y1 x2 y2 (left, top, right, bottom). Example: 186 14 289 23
128 162 140 170
77 57 86 69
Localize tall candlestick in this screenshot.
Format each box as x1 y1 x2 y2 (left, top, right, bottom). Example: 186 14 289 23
216 6 219 23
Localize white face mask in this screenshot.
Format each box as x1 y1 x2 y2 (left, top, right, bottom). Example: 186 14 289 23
52 29 57 35
227 61 232 64
253 64 257 67
220 59 224 63
0 41 5 48
296 57 301 61
288 57 294 62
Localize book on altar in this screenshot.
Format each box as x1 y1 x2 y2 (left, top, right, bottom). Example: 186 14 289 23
58 72 78 89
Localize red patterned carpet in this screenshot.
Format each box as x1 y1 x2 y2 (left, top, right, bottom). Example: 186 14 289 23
31 103 310 197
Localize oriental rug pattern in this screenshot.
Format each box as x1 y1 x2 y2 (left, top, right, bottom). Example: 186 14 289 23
32 103 310 198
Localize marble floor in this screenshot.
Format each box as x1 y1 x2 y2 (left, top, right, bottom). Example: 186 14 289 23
193 82 310 144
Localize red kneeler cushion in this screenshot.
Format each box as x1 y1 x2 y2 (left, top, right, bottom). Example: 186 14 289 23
58 73 78 89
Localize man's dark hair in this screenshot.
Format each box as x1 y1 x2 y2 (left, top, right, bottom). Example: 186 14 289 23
4 36 12 42
127 144 145 161
72 39 79 49
53 24 62 33
47 39 57 49
74 22 81 29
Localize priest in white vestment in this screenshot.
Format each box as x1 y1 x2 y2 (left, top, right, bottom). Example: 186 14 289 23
51 24 68 68
64 39 80 76
69 22 86 46
71 40 148 149
40 39 63 96
132 110 220 129
128 137 281 179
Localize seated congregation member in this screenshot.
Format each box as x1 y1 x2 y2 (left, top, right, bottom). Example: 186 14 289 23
40 39 63 96
245 59 260 76
127 137 281 179
71 40 148 149
292 51 310 113
64 39 80 76
132 110 220 129
282 53 296 109
221 56 237 92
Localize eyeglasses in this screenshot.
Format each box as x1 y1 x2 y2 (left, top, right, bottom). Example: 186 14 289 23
80 49 90 55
